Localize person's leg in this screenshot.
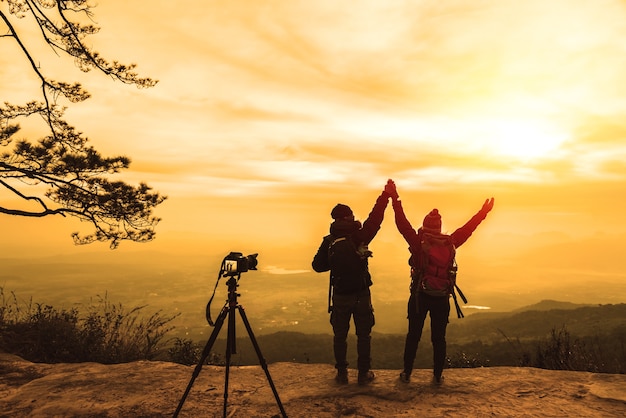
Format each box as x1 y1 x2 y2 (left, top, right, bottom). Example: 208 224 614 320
430 296 450 383
402 292 428 381
354 289 375 384
330 293 353 382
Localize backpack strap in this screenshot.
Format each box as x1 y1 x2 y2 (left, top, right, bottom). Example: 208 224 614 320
455 284 468 304
326 234 335 313
328 278 334 313
451 284 468 318
451 288 464 318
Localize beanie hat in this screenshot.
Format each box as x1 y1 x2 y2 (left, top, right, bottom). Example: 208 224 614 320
331 203 353 220
423 209 442 233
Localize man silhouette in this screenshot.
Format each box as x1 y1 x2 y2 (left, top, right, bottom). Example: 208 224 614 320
312 182 393 385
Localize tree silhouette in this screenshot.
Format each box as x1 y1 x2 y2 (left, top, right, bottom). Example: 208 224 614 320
0 1 165 249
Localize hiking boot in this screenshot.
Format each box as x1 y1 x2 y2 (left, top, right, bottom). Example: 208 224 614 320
399 371 411 383
358 370 375 385
335 369 348 384
432 375 444 386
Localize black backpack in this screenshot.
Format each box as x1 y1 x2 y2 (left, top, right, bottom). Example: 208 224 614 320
327 235 369 303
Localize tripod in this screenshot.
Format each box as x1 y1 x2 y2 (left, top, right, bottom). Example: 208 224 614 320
173 274 287 417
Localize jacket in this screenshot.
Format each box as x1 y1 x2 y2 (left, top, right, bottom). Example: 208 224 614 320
311 191 390 292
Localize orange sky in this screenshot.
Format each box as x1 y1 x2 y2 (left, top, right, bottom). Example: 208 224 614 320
1 1 626 307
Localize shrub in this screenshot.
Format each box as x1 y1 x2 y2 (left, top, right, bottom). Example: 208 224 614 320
533 325 613 373
0 287 178 363
447 350 489 368
168 338 202 365
167 337 224 366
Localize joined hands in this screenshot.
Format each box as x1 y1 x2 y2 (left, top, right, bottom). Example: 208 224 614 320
384 179 399 200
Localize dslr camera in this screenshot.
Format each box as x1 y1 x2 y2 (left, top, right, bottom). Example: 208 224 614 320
223 252 258 275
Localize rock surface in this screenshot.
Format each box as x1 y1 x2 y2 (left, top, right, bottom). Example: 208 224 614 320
1 353 625 417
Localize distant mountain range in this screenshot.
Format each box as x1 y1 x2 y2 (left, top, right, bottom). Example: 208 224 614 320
512 299 592 312
197 300 626 372
447 300 625 344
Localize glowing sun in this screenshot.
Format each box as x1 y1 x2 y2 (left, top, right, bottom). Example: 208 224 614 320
478 118 570 160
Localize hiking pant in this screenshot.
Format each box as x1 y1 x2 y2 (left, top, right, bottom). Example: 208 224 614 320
330 287 375 372
403 291 450 379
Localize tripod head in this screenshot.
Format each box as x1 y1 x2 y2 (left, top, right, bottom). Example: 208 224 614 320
206 251 259 326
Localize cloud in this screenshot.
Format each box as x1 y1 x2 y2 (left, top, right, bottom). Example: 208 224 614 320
5 0 626 253
93 0 626 195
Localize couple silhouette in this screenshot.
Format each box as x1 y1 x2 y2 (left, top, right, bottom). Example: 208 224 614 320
312 179 494 385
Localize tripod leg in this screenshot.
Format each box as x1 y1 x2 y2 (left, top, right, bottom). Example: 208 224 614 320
222 304 236 417
173 305 228 418
237 306 288 418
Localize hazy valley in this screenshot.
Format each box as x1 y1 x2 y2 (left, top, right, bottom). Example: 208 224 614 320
2 248 625 345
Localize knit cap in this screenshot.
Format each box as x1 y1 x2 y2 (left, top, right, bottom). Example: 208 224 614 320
331 204 353 220
423 209 442 233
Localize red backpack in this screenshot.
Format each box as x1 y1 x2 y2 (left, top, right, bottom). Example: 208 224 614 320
410 232 468 318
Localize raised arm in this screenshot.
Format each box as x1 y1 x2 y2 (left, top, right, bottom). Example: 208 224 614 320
450 197 495 248
360 186 392 244
387 180 419 246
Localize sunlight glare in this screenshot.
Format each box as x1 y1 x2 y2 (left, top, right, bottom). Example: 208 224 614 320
332 113 570 163
478 118 570 161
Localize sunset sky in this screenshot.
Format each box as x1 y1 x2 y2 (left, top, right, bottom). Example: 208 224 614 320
1 1 626 308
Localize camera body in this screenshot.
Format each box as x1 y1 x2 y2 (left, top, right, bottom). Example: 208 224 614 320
224 252 258 275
